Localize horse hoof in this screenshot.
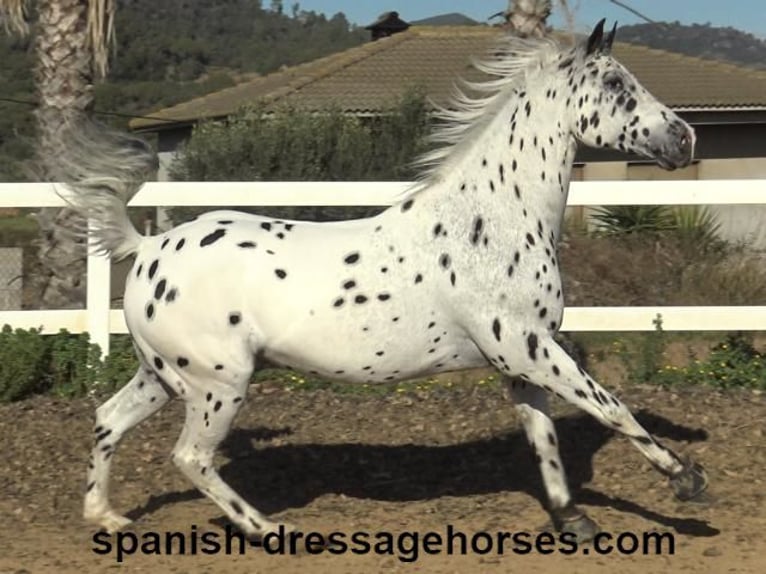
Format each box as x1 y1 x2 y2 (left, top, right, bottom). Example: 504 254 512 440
670 458 709 501
551 505 600 543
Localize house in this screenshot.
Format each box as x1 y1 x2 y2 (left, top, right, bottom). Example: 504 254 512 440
129 19 766 245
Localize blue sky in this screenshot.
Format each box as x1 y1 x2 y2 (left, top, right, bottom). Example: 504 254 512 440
293 1 766 37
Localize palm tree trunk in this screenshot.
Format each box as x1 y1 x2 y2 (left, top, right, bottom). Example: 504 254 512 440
33 0 93 308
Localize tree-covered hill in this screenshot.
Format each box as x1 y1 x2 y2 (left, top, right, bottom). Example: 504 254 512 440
0 0 367 180
617 21 766 70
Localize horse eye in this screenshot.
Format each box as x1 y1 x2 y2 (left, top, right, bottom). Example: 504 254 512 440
604 74 624 93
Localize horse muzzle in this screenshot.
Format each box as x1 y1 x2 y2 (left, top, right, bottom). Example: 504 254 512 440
654 120 695 170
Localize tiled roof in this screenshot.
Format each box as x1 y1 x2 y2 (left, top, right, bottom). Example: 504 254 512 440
130 26 766 131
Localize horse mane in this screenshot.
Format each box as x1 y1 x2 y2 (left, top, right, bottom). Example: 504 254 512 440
399 33 576 200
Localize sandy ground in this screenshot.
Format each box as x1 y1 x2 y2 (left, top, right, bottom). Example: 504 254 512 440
1 379 764 574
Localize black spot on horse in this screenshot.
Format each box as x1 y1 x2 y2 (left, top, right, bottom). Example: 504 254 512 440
177 357 189 368
146 303 155 320
492 318 502 342
229 312 242 326
355 295 368 304
148 260 159 281
154 279 167 300
261 222 272 231
165 288 178 303
344 252 360 265
238 241 256 248
175 238 186 251
154 356 164 370
343 280 356 290
274 269 287 279
401 199 414 212
527 333 539 361
200 228 226 247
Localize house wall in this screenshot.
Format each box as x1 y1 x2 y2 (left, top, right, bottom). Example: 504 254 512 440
572 157 766 250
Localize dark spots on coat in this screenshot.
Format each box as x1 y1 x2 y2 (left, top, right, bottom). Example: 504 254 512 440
527 333 539 361
514 184 522 199
450 271 456 286
200 228 226 247
428 321 436 329
148 260 159 280
177 357 189 368
154 279 167 300
260 222 272 231
276 232 285 239
154 356 164 370
343 280 356 290
376 351 385 357
95 428 112 443
274 269 287 279
492 318 502 342
161 237 170 250
575 389 588 399
136 263 143 278
166 288 178 303
547 432 557 446
354 294 368 304
626 97 637 112
380 266 388 274
218 220 233 225
229 312 242 326
499 164 505 183
215 364 224 371
470 217 484 246
552 364 560 376
489 180 496 192
512 159 518 172
377 293 391 302
86 481 95 493
549 460 560 470
539 307 548 319
507 265 514 278
230 500 244 515
514 251 521 264
238 241 256 248
206 392 212 402
526 233 536 246
344 252 360 265
214 400 222 412
175 238 186 251
634 435 654 446
439 254 451 269
433 223 443 237
146 302 155 320
401 198 414 212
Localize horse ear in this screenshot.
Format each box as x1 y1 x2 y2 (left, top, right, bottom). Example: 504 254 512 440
603 21 618 53
586 18 607 55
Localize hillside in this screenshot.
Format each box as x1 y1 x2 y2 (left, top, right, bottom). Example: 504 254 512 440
0 0 367 180
2 7 766 180
617 21 766 70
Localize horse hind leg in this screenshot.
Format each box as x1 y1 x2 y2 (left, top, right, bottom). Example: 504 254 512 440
505 378 599 542
85 367 172 532
169 366 287 538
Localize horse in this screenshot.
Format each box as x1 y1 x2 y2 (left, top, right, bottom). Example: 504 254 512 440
56 20 707 542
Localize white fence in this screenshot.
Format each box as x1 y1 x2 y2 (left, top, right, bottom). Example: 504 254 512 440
0 179 765 356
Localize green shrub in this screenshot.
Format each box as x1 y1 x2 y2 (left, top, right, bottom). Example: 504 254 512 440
0 325 51 402
655 333 766 389
0 328 139 403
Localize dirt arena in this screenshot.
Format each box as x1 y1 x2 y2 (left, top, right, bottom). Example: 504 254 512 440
1 376 763 573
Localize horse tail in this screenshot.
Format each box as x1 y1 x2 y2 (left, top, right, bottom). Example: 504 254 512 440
50 119 158 261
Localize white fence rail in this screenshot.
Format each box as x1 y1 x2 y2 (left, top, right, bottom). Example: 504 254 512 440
0 179 764 356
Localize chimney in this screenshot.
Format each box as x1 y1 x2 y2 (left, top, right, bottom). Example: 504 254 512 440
365 11 410 41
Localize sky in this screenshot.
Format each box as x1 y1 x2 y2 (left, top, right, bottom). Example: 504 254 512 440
292 1 766 38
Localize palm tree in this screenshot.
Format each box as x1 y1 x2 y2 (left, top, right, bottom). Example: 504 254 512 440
492 0 577 37
0 0 114 308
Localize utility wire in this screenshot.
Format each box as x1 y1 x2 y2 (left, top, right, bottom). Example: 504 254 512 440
607 0 656 24
0 96 177 123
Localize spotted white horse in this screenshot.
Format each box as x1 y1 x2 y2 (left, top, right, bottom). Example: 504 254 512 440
58 20 707 542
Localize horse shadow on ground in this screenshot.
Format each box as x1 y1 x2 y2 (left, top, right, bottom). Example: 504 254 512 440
128 409 718 537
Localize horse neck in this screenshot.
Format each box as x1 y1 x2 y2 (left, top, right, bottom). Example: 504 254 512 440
411 72 577 240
